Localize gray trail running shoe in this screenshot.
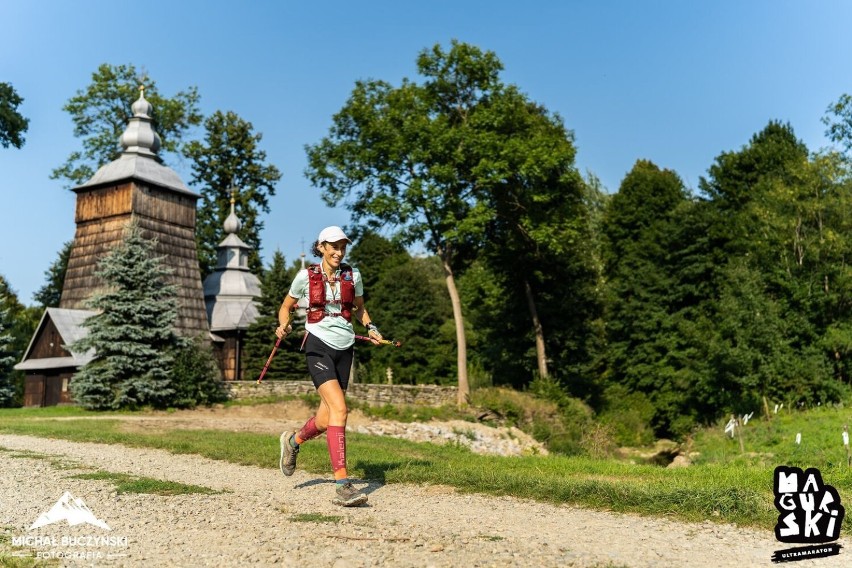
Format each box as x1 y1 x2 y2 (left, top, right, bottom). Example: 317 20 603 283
279 431 298 476
332 482 368 507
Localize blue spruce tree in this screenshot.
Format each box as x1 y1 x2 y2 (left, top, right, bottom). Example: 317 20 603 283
70 222 183 409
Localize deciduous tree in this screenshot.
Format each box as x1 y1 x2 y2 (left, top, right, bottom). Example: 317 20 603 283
469 87 594 381
306 41 521 404
51 63 202 186
187 110 281 277
0 82 29 149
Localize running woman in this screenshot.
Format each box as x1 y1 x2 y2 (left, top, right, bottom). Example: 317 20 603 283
275 226 382 506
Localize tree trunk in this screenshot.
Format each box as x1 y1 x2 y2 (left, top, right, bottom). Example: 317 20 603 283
523 278 549 378
439 253 469 405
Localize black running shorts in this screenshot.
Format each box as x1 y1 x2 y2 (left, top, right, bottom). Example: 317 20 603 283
304 333 354 390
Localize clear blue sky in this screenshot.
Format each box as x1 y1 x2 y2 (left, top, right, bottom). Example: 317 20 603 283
2 0 852 304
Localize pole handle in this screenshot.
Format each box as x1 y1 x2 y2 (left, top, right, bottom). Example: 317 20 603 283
354 335 402 347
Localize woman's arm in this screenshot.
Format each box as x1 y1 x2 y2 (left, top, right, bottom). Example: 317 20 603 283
353 296 383 343
275 295 298 338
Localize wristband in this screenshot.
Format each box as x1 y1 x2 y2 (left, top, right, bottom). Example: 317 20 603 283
367 323 379 334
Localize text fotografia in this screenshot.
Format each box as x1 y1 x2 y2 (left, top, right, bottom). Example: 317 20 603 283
772 465 845 563
12 535 129 562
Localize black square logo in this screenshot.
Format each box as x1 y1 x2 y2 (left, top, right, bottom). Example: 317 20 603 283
771 466 845 563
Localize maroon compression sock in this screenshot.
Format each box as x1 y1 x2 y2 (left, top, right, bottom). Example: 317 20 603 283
326 425 347 473
296 416 322 445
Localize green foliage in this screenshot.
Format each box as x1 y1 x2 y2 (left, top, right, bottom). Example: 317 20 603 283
601 160 696 436
528 374 597 454
460 251 602 397
51 63 202 186
591 123 852 439
307 41 606 399
450 86 603 391
699 121 809 214
823 92 852 156
168 337 228 408
0 277 39 407
187 110 281 277
306 40 521 398
345 230 409 301
33 241 72 308
354 254 456 385
697 124 852 415
243 251 306 381
597 384 656 447
0 299 16 406
0 82 29 149
70 223 184 410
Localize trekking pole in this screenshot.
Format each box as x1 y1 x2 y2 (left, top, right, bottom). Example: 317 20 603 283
257 337 282 384
355 335 402 347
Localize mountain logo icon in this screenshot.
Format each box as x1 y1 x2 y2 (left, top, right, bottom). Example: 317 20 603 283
29 492 111 531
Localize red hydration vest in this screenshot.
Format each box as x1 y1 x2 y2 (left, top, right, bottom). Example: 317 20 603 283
306 263 355 323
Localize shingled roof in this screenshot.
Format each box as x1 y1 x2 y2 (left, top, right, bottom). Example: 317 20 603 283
15 308 97 371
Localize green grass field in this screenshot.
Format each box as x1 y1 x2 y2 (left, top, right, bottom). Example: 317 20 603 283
0 403 850 534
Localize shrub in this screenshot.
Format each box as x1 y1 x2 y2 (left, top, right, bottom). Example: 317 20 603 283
597 384 656 447
168 337 228 408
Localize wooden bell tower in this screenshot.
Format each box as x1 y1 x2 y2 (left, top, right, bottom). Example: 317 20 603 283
59 87 209 338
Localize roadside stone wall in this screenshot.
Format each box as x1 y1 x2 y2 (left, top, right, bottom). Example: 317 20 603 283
227 380 457 407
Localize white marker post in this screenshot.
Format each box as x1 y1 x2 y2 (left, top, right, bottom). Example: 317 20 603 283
725 417 736 438
844 425 850 467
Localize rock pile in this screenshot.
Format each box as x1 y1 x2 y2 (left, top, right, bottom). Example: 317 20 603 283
350 419 549 456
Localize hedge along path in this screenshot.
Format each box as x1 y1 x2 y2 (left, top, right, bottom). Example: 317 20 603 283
0 434 849 567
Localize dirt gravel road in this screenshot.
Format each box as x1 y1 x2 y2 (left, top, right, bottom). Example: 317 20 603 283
0 406 848 567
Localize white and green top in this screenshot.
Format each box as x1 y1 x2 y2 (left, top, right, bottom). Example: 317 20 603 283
288 266 364 350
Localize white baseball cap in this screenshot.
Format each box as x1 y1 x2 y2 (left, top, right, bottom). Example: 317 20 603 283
317 226 351 244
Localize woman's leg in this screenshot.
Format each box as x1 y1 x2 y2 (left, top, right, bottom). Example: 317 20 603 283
316 379 366 506
316 380 348 479
295 399 328 445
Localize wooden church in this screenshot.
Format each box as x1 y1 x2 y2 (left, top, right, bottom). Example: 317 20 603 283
15 88 260 405
203 194 263 380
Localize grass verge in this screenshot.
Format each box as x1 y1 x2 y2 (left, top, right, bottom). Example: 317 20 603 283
0 407 851 534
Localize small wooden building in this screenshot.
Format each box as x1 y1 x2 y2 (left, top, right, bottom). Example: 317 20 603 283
16 308 96 407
